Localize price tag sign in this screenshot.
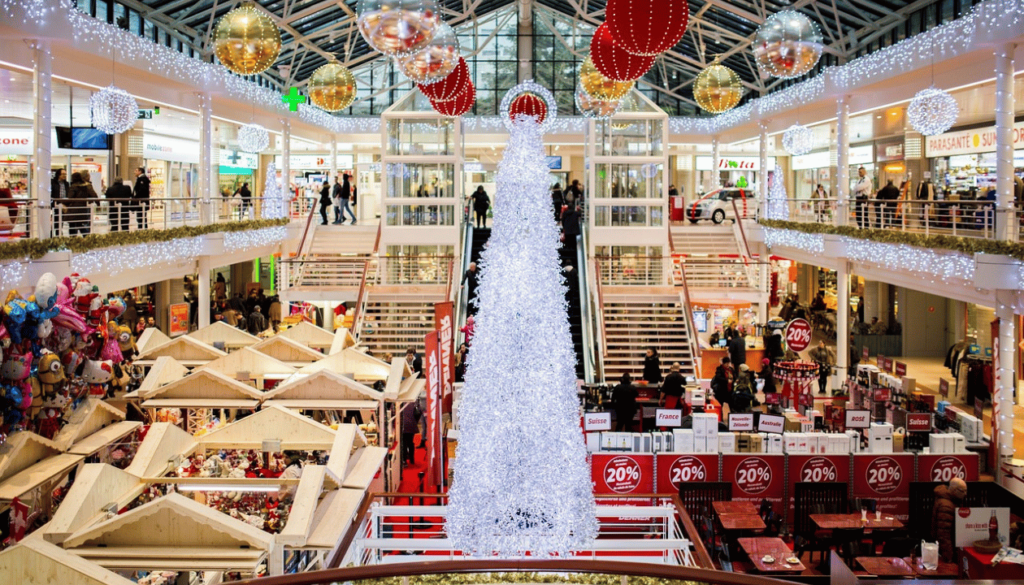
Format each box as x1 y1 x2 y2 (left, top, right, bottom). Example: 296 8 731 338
734 457 775 494
765 392 781 405
601 456 644 493
758 414 785 434
785 319 812 352
939 378 949 398
877 354 885 369
882 357 894 373
894 361 907 377
862 346 870 361
583 412 612 431
873 388 891 402
845 409 871 429
865 456 905 494
655 409 683 427
906 412 933 433
729 413 755 431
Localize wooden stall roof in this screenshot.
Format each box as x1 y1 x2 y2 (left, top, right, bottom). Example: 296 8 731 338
328 327 358 355
252 335 326 364
67 421 141 456
277 321 336 349
305 488 365 550
126 356 190 399
0 539 138 585
385 358 414 400
397 374 425 403
64 493 273 572
196 404 337 450
140 369 263 409
124 423 197 479
277 465 328 547
188 321 260 348
326 424 365 480
0 453 83 503
134 327 171 357
262 369 384 408
53 399 127 452
137 335 227 364
342 446 388 490
0 432 62 484
297 348 392 381
199 347 298 378
44 464 144 545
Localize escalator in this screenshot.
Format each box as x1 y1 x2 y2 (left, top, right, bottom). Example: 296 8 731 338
560 235 586 381
465 226 490 317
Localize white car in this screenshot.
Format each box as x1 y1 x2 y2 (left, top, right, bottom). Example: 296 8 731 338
687 188 757 224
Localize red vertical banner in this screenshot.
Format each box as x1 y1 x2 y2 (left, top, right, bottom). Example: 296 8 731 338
434 302 455 415
8 497 29 542
786 455 851 527
852 454 915 521
424 331 443 488
721 454 786 512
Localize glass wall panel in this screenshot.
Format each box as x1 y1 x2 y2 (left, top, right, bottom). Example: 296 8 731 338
386 120 455 156
593 163 664 199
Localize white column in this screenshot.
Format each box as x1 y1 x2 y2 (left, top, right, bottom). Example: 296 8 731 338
836 260 850 376
995 299 1016 464
835 96 850 227
281 120 292 207
711 136 721 190
758 122 769 218
995 44 1017 241
31 40 52 238
517 0 534 82
198 256 211 328
198 92 213 223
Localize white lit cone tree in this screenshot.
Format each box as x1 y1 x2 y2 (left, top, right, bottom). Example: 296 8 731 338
766 165 790 221
261 162 285 220
446 116 597 557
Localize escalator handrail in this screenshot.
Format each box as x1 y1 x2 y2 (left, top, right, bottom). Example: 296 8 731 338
576 227 596 384
453 221 474 347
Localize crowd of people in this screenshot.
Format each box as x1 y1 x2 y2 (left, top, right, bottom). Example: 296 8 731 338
207 280 284 336
318 173 358 225
50 167 151 236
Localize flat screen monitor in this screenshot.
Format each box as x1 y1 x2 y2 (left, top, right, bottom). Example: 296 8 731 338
692 310 708 333
545 155 562 170
717 338 727 348
55 127 112 150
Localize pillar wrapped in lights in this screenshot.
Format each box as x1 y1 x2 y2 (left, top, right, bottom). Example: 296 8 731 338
752 10 823 79
906 87 958 136
590 23 655 82
90 85 138 134
782 124 813 155
213 2 282 76
418 56 470 101
575 84 622 120
238 123 270 153
693 61 743 114
308 61 358 112
396 22 459 84
580 57 634 101
606 0 688 56
357 0 440 56
431 82 475 117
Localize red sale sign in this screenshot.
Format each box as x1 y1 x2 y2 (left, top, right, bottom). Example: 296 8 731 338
916 453 980 483
722 454 785 511
785 318 812 352
591 453 654 497
852 454 915 521
656 453 720 493
786 455 851 526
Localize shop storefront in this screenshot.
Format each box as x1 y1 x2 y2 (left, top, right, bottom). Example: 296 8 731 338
695 155 776 196
1 127 111 197
874 137 907 189
925 121 1024 197
792 151 831 200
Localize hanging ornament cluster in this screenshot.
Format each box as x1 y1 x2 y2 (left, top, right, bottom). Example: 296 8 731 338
90 86 139 135
213 2 282 76
773 361 820 383
357 0 440 56
753 10 824 79
907 87 959 136
237 123 270 154
605 0 689 56
500 81 557 131
693 60 743 114
782 124 814 156
308 61 358 112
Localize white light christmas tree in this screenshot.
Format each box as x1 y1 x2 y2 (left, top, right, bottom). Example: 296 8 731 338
766 165 790 220
446 115 597 558
261 162 285 219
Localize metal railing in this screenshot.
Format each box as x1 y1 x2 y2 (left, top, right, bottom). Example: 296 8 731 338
592 258 608 360
0 198 36 240
593 255 667 286
453 221 474 349
352 223 383 339
575 230 595 384
668 226 701 378
378 254 454 285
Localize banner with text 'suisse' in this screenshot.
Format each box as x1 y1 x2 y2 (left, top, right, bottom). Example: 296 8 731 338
424 331 443 488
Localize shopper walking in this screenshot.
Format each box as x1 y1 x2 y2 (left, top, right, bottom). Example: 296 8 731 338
561 202 581 244
642 348 663 385
612 373 639 432
247 305 267 335
848 335 861 378
854 166 873 229
808 341 834 395
470 186 490 228
461 262 479 307
406 347 423 375
711 357 734 406
758 358 776 394
567 179 584 204
551 183 564 221
331 176 343 223
338 173 357 225
812 184 829 221
106 178 132 232
234 182 252 220
51 168 69 234
877 179 900 228
67 171 95 236
318 181 332 225
659 363 685 409
400 401 422 465
133 167 150 230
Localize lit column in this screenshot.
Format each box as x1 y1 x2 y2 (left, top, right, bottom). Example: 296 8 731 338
281 120 292 208
711 136 720 190
198 93 213 224
31 40 52 238
758 121 768 218
995 297 1016 465
329 138 338 185
198 255 211 328
836 260 849 378
835 96 850 227
994 44 1016 241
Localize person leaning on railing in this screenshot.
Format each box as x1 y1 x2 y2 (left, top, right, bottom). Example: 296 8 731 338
67 171 95 236
105 178 132 232
0 187 19 237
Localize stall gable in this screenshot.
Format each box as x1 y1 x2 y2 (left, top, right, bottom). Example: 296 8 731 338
125 423 198 479
0 433 62 483
138 335 227 362
326 424 364 479
277 321 336 349
328 327 358 355
44 464 144 545
342 446 389 490
298 348 391 381
199 347 298 377
306 488 365 550
0 539 137 585
143 369 264 401
135 328 171 356
188 321 260 348
196 405 337 450
252 336 326 363
263 370 384 402
53 399 127 452
277 465 328 547
385 358 414 400
132 357 190 399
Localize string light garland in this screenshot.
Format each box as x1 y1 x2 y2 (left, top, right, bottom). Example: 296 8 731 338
223 226 287 253
782 124 814 155
753 10 824 79
212 2 282 76
90 85 138 134
906 87 959 136
765 165 789 220
0 261 27 291
396 22 460 85
261 163 286 219
71 237 204 277
237 123 270 153
357 0 440 57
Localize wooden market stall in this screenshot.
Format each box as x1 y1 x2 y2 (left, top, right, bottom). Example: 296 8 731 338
196 405 341 451
134 327 171 357
297 348 392 384
0 539 138 585
0 432 83 516
124 423 198 479
262 369 384 424
43 464 144 544
328 327 358 355
277 321 338 353
139 369 264 433
188 320 261 350
52 399 130 452
252 335 327 366
126 356 190 400
198 347 297 390
135 335 227 368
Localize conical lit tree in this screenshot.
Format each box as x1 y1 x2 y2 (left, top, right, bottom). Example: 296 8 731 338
446 115 597 557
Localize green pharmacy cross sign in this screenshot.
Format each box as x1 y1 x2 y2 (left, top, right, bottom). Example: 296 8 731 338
282 87 306 111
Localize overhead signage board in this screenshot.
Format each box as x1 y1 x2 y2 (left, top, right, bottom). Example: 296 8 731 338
695 156 777 171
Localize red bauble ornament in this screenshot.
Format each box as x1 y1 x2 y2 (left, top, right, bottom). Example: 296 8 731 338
418 57 470 102
508 93 548 123
590 23 656 81
431 82 475 117
606 0 689 56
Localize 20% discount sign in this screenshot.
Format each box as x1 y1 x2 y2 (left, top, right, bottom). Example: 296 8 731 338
735 457 774 494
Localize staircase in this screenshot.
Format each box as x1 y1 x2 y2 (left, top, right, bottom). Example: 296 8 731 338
282 224 379 298
309 224 378 256
359 297 437 359
559 238 586 380
602 298 697 382
669 225 742 256
465 227 490 317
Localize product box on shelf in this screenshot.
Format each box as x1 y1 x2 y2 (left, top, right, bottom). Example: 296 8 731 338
950 432 966 453
937 401 950 414
601 433 617 450
692 413 718 438
750 433 764 453
587 432 601 452
957 414 983 443
686 387 706 407
618 433 631 450
672 429 694 452
846 430 862 453
868 422 894 440
870 435 894 454
693 434 707 453
893 432 904 452
767 434 784 453
718 432 736 453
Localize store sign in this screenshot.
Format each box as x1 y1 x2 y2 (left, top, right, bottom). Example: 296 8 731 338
144 135 199 164
655 409 683 427
939 378 950 398
218 149 259 169
434 302 454 415
852 454 914 520
845 409 871 428
0 130 31 154
424 331 443 488
583 412 612 431
895 361 907 377
784 318 812 352
862 346 870 361
757 414 785 434
137 109 153 119
463 162 484 172
168 303 189 337
925 121 1024 157
848 145 874 165
873 388 891 402
728 413 755 431
906 413 933 433
695 156 776 171
277 154 355 170
876 139 905 162
591 454 653 496
792 150 830 171
917 453 980 483
955 507 1009 547
656 453 720 492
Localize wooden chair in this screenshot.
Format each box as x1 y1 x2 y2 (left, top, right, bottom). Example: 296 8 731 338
678 481 732 528
794 482 849 564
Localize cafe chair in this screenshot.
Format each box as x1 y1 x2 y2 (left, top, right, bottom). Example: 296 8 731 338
794 482 849 564
678 481 732 526
758 498 772 521
763 511 783 538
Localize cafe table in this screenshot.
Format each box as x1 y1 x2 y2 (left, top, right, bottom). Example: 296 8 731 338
810 514 904 530
856 556 915 577
904 557 959 577
718 514 766 531
713 501 759 517
737 537 805 574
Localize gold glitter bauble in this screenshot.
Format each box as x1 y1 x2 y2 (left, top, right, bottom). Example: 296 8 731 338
308 62 358 112
694 61 743 114
579 56 634 101
213 2 282 75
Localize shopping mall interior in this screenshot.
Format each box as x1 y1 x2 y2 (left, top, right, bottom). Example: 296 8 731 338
1 0 1024 583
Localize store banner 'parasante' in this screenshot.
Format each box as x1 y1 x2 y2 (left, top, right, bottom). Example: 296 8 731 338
434 302 454 414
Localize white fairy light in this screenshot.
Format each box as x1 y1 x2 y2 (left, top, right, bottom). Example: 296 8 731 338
782 124 814 155
70 237 204 277
765 166 789 220
907 87 959 136
90 85 138 134
238 123 270 153
0 261 27 291
446 115 597 557
224 226 287 253
762 228 824 254
499 80 558 133
261 163 286 220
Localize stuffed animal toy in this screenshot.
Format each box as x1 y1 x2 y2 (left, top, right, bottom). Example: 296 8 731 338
72 278 97 317
51 280 88 334
107 362 131 396
34 392 69 440
80 359 114 397
101 321 123 363
116 324 137 360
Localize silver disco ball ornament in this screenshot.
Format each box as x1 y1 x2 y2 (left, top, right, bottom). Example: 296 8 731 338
395 22 459 84
238 123 270 153
357 0 440 56
90 85 139 135
782 124 814 155
907 87 959 136
753 10 823 79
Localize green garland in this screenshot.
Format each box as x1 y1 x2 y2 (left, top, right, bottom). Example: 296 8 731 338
347 573 707 585
759 219 1024 261
0 219 290 262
